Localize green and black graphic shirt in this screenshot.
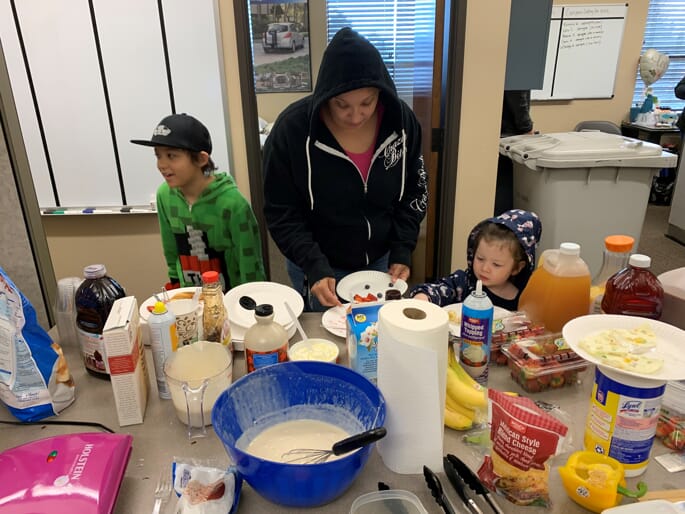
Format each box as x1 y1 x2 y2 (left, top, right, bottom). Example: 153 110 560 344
156 172 266 291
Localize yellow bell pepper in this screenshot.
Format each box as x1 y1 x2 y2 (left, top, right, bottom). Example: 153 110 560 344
558 451 647 513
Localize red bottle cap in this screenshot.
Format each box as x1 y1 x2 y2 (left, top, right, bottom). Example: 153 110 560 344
202 271 220 283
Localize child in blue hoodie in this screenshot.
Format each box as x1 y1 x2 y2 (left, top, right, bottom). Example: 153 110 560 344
409 209 542 310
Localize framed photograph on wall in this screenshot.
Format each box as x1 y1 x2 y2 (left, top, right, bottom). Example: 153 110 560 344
249 0 312 93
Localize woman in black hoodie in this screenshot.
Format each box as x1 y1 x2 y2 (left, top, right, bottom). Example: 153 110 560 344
263 27 428 311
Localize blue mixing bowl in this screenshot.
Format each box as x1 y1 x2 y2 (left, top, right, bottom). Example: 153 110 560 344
211 361 385 508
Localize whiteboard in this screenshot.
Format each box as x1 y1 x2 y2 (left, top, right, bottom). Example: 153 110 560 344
532 4 627 100
0 0 230 209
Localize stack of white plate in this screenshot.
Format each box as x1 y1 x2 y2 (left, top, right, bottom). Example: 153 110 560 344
224 282 305 350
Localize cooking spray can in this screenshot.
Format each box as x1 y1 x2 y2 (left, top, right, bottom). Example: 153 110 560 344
148 301 178 399
584 365 666 477
459 280 493 385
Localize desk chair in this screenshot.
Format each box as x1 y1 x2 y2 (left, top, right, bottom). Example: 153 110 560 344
573 120 622 135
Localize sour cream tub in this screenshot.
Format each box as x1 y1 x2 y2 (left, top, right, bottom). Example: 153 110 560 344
287 338 340 363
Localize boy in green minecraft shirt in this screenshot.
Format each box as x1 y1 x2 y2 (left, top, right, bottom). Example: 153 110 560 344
132 113 265 291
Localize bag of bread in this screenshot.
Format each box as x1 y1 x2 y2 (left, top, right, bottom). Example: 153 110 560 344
477 389 568 507
0 267 75 421
172 457 242 514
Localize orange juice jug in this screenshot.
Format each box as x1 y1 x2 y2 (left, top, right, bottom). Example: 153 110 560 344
519 242 591 333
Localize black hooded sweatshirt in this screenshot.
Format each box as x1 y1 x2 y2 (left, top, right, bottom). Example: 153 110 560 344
262 28 428 286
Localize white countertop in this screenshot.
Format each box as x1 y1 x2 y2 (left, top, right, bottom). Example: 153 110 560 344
0 313 681 513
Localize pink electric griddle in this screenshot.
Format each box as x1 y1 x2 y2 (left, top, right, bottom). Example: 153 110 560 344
0 432 132 514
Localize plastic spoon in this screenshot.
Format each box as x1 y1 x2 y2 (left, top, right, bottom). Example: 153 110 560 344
284 302 307 341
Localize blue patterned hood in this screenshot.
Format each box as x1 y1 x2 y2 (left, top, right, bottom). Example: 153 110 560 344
466 209 542 291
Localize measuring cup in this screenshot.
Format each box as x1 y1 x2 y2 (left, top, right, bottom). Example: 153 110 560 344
163 341 232 438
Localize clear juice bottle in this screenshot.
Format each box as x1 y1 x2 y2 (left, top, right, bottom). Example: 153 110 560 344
518 242 591 333
601 254 664 319
589 235 634 314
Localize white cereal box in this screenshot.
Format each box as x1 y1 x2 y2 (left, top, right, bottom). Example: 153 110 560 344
103 296 149 426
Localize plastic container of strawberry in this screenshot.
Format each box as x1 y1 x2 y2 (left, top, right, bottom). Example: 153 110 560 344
489 315 546 366
655 406 685 451
500 333 589 393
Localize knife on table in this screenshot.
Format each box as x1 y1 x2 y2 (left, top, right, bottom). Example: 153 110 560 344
443 456 484 514
445 454 504 514
423 465 460 514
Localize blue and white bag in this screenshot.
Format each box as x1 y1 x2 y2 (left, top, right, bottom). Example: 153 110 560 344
0 267 75 421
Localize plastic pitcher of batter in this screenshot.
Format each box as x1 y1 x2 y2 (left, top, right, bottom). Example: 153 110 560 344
163 341 232 438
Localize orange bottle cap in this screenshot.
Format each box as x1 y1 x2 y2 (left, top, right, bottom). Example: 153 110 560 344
604 235 634 253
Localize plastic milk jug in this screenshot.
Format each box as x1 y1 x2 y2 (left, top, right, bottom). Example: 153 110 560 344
518 242 591 333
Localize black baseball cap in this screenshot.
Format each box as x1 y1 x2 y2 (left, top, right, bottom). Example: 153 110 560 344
131 113 212 153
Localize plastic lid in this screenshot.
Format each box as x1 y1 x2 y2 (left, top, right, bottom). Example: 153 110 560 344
151 301 168 314
605 235 635 253
202 270 220 283
560 242 580 255
83 264 106 279
255 304 274 317
350 490 429 514
629 254 651 268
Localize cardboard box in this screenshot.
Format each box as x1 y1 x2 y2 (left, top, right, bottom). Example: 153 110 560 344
103 296 149 426
346 302 382 383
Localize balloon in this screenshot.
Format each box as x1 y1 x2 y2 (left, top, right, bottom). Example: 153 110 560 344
639 48 669 86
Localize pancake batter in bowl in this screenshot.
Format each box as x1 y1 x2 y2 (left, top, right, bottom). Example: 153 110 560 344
245 419 351 463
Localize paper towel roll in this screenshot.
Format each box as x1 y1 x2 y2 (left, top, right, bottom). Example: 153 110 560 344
376 299 449 474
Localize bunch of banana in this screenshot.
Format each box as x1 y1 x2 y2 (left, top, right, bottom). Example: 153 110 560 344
444 345 488 431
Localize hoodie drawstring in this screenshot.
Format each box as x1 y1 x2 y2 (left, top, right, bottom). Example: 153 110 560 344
399 129 407 201
306 135 314 210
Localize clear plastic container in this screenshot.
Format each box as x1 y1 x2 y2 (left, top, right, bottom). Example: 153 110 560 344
518 242 591 333
75 264 126 378
601 254 664 319
656 405 685 451
350 490 429 514
501 333 588 393
54 276 83 347
589 235 634 314
201 271 230 347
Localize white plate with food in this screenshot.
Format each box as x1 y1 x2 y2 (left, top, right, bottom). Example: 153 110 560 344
442 303 512 337
224 281 304 329
138 287 218 322
336 271 407 302
563 314 685 381
321 304 350 338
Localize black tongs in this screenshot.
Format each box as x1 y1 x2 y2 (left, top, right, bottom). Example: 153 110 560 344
444 454 504 514
423 465 458 514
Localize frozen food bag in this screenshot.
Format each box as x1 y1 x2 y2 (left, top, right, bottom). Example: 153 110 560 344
0 267 75 421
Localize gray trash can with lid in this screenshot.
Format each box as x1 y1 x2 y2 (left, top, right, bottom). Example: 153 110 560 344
500 131 677 276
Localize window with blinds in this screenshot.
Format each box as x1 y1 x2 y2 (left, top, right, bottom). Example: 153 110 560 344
326 1 436 106
632 1 685 110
